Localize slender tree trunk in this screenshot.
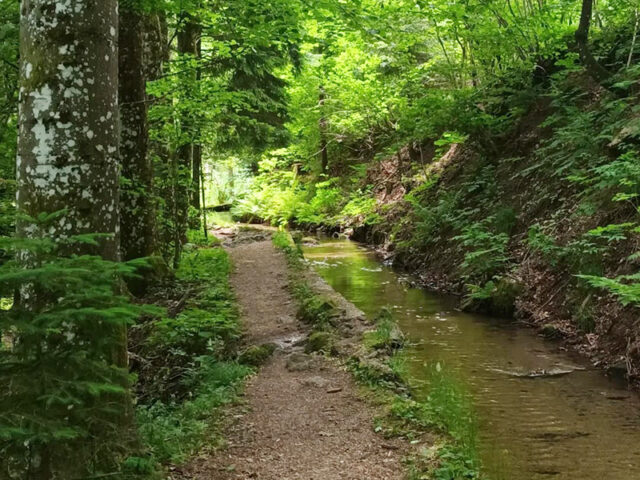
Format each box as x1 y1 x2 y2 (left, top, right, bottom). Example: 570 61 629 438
192 143 202 211
200 161 208 240
176 18 200 247
191 34 203 224
628 9 639 69
144 11 172 261
575 0 610 81
319 86 329 174
120 5 155 262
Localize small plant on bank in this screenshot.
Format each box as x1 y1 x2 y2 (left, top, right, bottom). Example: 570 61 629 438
392 364 481 480
364 307 405 352
454 220 511 284
463 277 522 318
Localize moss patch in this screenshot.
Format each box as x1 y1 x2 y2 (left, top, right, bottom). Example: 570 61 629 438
239 343 277 367
305 331 335 354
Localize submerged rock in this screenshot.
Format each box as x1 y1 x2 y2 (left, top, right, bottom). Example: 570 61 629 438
541 324 563 339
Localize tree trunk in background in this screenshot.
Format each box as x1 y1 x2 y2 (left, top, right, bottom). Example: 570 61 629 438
575 0 610 81
120 6 155 262
176 18 200 251
190 31 203 224
319 86 329 174
143 12 169 82
18 0 120 255
192 143 202 211
143 12 174 262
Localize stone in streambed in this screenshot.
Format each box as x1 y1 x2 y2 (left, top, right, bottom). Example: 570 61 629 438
541 324 562 339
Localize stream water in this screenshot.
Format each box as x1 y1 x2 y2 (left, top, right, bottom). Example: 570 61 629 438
302 239 640 480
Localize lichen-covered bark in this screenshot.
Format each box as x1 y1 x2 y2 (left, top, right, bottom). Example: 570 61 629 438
18 0 120 261
143 11 168 82
17 2 121 477
119 7 155 261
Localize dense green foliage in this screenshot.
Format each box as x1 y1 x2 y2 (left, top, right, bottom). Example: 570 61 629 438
0 215 153 478
228 0 640 321
0 0 17 237
135 246 250 466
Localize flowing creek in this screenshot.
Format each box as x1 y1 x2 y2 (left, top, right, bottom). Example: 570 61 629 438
302 239 640 480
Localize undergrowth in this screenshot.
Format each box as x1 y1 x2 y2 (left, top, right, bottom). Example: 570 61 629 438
0 214 157 479
133 237 251 470
350 341 483 480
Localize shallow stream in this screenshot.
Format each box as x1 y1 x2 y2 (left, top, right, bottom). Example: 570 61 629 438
303 239 640 479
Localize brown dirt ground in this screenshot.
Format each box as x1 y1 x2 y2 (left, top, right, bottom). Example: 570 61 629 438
179 238 405 480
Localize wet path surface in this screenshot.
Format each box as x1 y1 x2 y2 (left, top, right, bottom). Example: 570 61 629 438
303 239 640 480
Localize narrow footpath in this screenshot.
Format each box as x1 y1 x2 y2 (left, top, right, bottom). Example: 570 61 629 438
183 233 404 480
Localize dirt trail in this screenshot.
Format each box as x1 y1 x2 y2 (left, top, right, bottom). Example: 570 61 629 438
183 236 404 480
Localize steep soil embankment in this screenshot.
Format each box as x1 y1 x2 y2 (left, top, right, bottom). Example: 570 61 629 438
342 101 640 382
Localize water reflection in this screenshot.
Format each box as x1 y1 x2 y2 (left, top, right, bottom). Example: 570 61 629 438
303 239 640 480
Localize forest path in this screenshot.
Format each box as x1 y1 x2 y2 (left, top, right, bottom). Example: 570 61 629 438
181 232 404 480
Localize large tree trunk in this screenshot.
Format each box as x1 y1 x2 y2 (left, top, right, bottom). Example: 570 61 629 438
119 5 155 262
575 0 609 81
18 2 120 477
18 0 120 259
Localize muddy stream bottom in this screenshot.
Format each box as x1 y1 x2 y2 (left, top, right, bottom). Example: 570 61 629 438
303 239 640 480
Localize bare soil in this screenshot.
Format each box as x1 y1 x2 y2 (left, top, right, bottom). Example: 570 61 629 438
180 236 404 480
